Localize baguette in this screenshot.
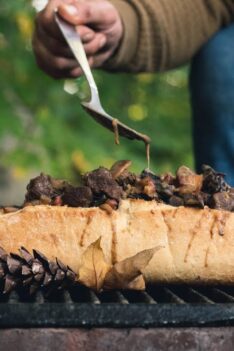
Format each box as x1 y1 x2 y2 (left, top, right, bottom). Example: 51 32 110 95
1 199 234 285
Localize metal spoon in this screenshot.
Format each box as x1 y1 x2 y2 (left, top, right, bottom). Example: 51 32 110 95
54 13 151 144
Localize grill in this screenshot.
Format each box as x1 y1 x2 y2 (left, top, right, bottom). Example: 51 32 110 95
1 284 234 328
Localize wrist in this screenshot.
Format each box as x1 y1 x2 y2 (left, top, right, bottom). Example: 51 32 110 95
104 0 139 70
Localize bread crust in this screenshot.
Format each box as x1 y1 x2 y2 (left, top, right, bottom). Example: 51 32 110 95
0 199 233 284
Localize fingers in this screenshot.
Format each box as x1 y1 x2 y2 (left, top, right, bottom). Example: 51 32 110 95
83 33 106 56
35 23 96 58
36 0 65 42
91 51 113 68
33 33 79 79
34 23 73 58
32 0 122 79
65 32 108 77
78 25 95 43
69 57 94 77
33 16 107 79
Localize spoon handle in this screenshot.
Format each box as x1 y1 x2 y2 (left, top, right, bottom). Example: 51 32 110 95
54 13 98 95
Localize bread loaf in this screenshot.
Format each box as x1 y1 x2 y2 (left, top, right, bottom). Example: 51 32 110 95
1 199 233 285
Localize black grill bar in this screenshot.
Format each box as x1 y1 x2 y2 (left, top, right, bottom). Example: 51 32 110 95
1 302 234 328
8 291 19 304
3 285 234 304
163 287 186 304
96 290 129 304
35 291 44 304
121 290 157 304
114 291 129 304
212 288 234 303
62 290 73 304
1 285 234 328
89 290 101 304
186 288 215 304
139 291 157 304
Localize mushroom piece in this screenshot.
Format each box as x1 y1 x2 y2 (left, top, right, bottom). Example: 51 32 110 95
176 166 203 194
110 160 132 179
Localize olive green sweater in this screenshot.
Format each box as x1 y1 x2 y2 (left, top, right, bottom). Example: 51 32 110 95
106 0 234 72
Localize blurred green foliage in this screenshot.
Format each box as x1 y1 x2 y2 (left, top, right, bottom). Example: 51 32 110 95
0 1 193 182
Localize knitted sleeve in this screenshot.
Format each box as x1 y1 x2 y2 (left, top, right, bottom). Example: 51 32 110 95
105 0 234 72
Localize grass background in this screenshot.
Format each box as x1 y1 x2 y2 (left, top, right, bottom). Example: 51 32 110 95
0 1 193 191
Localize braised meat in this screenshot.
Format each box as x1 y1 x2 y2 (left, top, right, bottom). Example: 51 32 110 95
23 161 234 212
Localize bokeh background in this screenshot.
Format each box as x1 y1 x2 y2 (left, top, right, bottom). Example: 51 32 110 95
0 1 193 204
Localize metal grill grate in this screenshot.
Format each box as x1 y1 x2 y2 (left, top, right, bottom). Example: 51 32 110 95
1 285 234 327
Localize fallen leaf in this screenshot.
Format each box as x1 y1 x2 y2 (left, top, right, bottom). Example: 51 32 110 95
78 238 111 291
126 275 145 290
104 246 163 290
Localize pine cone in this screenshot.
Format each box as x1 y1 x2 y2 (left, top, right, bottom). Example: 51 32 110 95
0 247 76 295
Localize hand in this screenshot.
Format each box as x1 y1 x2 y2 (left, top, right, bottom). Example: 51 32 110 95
32 0 123 79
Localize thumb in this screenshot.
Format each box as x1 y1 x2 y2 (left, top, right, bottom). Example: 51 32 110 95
58 1 116 27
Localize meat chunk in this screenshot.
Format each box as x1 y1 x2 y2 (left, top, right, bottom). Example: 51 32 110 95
62 186 93 207
202 165 230 194
169 195 184 207
25 173 54 202
116 170 137 190
141 169 174 201
83 167 123 200
209 192 234 211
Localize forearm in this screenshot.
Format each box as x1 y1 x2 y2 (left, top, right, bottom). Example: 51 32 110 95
105 0 234 72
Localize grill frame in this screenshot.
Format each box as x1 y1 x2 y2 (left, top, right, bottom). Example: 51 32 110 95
1 285 234 328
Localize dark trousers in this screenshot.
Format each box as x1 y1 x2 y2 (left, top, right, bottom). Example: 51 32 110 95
190 24 234 185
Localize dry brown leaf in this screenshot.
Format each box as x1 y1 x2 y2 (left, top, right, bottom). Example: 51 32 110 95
104 246 163 290
126 275 146 290
78 238 111 291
